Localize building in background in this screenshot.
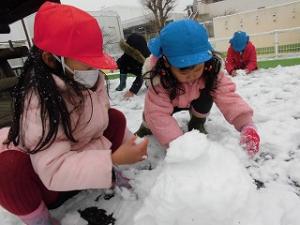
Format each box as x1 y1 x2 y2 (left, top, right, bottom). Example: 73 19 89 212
122 12 185 39
190 0 300 59
101 5 147 22
89 10 124 59
211 1 300 59
195 0 297 18
193 0 298 36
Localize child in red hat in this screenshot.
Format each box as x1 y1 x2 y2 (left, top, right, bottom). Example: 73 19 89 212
0 2 148 225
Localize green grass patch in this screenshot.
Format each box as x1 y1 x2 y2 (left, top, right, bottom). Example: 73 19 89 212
106 73 135 80
106 74 120 80
259 57 300 69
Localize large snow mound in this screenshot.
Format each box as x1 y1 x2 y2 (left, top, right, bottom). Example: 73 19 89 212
134 131 254 225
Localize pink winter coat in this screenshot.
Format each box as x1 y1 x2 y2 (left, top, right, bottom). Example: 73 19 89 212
0 74 131 191
144 71 253 146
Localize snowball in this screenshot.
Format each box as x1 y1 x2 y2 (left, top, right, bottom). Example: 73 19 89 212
135 136 145 144
166 130 209 163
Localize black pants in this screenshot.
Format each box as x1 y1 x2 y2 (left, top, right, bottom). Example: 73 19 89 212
173 89 213 115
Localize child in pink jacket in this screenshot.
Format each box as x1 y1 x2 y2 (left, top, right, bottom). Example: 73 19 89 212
135 19 260 156
0 2 147 225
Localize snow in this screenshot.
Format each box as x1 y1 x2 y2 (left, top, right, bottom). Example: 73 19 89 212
134 131 254 225
1 65 300 225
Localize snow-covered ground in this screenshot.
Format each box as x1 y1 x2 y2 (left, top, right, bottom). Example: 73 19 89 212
1 65 300 225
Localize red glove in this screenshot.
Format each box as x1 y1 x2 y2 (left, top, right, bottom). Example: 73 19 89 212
240 125 260 156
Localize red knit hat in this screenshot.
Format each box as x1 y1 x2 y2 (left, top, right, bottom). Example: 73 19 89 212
33 2 117 70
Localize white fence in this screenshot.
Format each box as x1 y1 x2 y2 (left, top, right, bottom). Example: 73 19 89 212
209 26 300 60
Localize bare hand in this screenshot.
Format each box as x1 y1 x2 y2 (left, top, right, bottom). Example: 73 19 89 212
112 136 148 165
231 70 237 77
123 91 134 100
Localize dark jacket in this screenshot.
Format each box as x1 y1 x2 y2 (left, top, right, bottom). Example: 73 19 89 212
225 41 258 75
117 33 150 94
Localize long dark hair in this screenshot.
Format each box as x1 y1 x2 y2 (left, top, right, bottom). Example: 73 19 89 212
145 53 222 100
5 46 86 154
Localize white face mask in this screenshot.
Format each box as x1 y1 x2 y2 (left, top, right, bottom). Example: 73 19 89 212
53 55 99 88
72 69 99 89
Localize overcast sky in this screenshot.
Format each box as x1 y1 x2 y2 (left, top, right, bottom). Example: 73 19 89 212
62 0 193 12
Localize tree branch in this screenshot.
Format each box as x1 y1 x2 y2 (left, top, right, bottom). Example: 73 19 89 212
142 0 177 31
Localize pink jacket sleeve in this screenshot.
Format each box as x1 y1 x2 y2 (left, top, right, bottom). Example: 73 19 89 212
30 141 112 191
22 94 112 191
144 85 183 146
212 72 253 131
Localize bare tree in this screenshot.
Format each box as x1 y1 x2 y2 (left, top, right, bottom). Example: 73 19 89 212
185 4 200 20
142 0 177 32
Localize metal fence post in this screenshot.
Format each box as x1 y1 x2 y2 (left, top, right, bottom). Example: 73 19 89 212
21 19 32 48
274 31 279 58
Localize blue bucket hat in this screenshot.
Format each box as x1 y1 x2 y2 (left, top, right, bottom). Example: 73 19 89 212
148 19 212 68
230 31 249 52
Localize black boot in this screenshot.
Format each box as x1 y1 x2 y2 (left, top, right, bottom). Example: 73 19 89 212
188 115 208 134
134 123 152 137
115 74 127 91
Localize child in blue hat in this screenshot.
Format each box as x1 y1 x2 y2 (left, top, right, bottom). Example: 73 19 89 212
225 31 258 76
135 19 260 156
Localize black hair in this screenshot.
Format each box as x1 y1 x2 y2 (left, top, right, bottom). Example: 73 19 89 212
5 46 89 154
145 52 222 100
